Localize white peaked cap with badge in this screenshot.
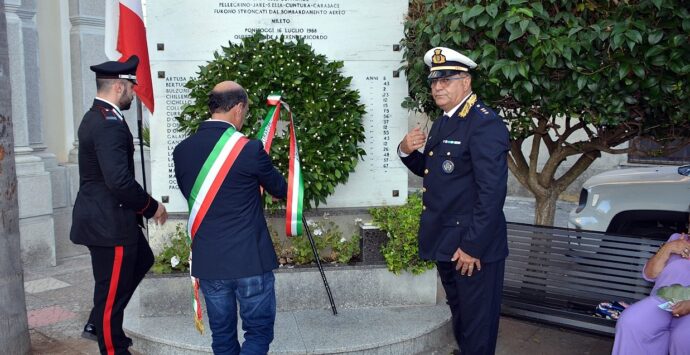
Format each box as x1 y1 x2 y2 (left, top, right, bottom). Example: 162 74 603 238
423 47 477 79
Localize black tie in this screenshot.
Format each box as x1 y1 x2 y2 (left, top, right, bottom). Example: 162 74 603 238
438 115 450 132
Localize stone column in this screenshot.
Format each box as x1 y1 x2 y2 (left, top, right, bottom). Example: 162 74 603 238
35 0 84 261
0 0 31 352
67 0 107 163
64 0 107 256
4 0 56 268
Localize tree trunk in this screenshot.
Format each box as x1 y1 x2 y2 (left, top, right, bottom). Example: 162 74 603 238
0 0 31 351
534 191 560 227
508 120 602 227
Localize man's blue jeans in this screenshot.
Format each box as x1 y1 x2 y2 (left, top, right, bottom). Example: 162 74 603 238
199 271 276 355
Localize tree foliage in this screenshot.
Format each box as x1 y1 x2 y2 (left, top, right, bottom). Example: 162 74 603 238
403 0 690 225
177 33 367 208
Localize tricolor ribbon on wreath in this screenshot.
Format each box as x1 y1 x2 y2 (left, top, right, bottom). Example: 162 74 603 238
258 93 337 315
184 93 304 334
256 92 304 237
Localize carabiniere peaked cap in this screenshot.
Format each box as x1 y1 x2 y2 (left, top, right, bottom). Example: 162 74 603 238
90 55 139 84
424 47 477 79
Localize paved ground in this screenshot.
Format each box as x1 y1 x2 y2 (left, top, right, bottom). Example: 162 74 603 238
25 197 613 354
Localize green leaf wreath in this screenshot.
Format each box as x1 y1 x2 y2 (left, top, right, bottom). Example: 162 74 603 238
176 33 367 208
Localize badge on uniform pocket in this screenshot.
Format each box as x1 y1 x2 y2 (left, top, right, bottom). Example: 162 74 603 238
442 160 455 173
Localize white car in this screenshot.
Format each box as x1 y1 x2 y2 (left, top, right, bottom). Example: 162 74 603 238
569 165 690 239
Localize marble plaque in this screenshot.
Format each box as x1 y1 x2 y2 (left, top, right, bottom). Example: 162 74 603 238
147 0 409 212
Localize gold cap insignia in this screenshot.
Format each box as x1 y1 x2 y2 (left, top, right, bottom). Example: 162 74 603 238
432 49 446 64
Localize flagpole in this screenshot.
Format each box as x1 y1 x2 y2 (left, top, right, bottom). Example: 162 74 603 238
136 97 148 192
136 97 149 237
302 216 338 315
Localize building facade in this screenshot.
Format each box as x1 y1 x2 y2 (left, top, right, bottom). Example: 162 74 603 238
2 0 645 269
2 0 149 268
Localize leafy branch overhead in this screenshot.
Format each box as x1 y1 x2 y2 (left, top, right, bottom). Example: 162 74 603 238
403 0 690 225
404 0 689 136
177 33 367 208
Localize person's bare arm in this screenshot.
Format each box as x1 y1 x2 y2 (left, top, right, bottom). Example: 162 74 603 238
644 234 690 279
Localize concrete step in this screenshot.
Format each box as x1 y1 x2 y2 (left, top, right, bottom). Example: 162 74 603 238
137 266 440 316
124 305 452 355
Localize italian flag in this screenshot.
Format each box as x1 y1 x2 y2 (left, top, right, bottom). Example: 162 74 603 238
105 0 155 113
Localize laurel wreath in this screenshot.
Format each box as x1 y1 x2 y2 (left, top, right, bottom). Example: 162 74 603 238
176 33 367 208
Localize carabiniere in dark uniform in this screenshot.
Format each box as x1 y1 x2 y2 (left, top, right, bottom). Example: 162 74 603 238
71 98 157 246
71 55 163 355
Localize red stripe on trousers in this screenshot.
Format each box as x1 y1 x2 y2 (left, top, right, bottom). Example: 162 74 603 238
103 246 124 355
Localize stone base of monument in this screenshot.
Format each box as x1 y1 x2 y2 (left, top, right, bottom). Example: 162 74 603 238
124 265 452 354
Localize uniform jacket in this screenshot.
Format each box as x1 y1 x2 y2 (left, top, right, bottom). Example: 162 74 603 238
173 120 288 280
401 95 510 263
70 99 158 247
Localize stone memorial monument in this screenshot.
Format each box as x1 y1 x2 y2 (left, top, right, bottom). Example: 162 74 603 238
122 2 453 354
147 0 410 212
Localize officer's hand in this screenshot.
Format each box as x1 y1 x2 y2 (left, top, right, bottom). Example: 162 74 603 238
153 202 168 225
451 248 481 276
400 127 427 154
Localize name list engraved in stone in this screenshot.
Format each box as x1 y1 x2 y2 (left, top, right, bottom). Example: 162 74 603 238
360 75 397 173
148 0 409 209
163 76 193 191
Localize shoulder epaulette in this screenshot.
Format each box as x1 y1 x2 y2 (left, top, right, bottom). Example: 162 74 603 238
474 102 491 116
97 107 120 121
458 94 477 118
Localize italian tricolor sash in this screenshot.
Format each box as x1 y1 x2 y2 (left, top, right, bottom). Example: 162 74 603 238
186 126 248 334
257 93 304 237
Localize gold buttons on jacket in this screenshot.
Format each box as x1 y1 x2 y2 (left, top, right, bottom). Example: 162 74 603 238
422 187 427 192
429 151 434 157
447 152 451 156
422 205 427 210
424 168 429 175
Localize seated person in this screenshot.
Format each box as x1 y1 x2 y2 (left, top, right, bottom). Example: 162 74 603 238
612 231 690 355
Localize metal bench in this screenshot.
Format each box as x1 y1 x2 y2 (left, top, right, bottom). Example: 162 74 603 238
502 223 664 336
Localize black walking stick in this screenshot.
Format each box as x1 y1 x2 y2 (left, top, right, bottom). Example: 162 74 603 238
302 216 338 315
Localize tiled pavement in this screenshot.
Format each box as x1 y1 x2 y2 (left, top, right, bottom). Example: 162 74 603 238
25 197 613 354
26 254 613 355
25 253 144 355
